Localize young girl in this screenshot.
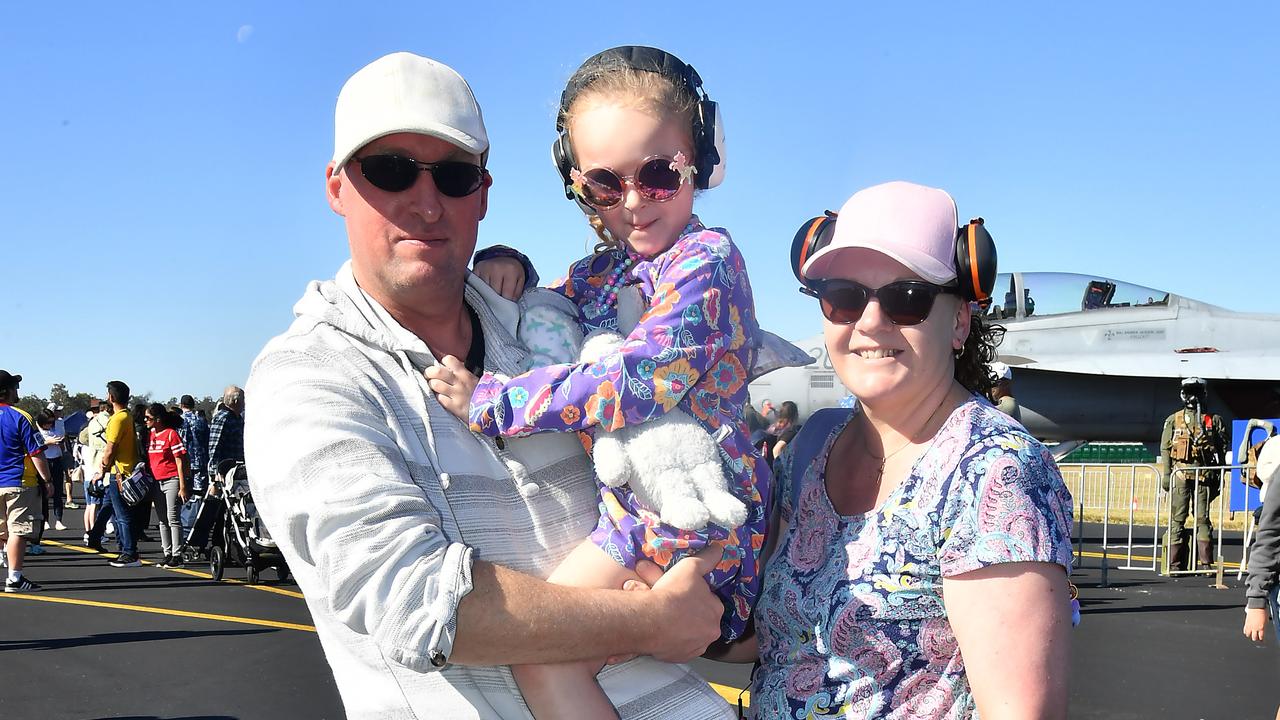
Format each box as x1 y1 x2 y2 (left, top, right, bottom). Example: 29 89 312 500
432 46 772 718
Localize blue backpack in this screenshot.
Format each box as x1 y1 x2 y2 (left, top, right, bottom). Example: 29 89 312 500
776 407 855 516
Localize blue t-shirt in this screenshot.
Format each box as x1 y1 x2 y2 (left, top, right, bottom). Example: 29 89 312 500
0 404 44 489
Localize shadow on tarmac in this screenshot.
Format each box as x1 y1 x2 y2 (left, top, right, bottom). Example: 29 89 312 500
0 628 275 652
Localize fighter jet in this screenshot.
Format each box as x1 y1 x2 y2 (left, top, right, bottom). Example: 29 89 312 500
749 271 1280 443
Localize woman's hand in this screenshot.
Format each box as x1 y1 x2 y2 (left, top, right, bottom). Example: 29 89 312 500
425 355 480 421
473 256 527 301
179 484 190 503
1244 607 1269 642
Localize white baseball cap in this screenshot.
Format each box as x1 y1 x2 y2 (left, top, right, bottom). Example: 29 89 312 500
989 362 1012 381
331 52 489 175
802 181 959 285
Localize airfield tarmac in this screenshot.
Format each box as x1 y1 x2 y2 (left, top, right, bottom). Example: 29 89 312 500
2 517 1277 720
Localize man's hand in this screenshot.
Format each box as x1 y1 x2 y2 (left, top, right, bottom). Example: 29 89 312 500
425 355 480 421
474 256 527 301
1244 607 1269 642
637 544 725 663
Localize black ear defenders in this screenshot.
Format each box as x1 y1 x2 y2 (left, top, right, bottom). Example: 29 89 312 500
552 45 727 202
789 213 998 303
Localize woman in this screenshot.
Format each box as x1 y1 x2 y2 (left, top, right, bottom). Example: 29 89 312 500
144 403 189 568
766 400 801 460
746 182 1075 718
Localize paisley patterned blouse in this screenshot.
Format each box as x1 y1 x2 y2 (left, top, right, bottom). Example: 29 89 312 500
469 216 770 640
753 397 1074 719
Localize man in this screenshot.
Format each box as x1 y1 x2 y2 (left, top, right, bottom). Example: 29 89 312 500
1159 377 1228 572
86 381 142 567
207 386 244 477
0 370 51 592
989 361 1022 422
178 395 210 493
78 398 111 539
245 52 731 719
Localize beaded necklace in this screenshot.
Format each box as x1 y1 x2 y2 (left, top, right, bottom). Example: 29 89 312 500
586 249 634 317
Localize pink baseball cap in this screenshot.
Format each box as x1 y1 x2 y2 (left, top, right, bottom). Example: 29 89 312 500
802 181 959 285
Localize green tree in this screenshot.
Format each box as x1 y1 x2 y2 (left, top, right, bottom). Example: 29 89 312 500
16 394 46 419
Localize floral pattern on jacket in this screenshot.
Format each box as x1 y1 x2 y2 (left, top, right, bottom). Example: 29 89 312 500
469 216 770 640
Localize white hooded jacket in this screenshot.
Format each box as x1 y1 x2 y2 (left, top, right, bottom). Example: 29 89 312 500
245 262 732 720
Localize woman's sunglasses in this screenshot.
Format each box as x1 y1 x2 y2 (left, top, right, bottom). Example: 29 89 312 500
354 154 486 197
573 155 688 210
803 279 960 326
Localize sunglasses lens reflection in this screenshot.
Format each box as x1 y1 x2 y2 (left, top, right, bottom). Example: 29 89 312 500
820 284 870 324
581 169 625 208
360 155 417 192
879 284 938 325
636 158 682 200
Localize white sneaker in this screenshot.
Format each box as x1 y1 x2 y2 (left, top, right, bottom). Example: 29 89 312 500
44 521 52 530
54 521 67 531
105 522 116 536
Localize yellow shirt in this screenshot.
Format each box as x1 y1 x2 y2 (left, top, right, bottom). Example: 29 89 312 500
104 409 138 475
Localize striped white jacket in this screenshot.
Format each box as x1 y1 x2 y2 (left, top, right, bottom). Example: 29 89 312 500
245 262 733 720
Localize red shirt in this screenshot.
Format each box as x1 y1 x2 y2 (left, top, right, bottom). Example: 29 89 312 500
147 427 187 480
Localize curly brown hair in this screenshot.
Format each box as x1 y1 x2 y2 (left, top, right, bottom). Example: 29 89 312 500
955 311 1006 397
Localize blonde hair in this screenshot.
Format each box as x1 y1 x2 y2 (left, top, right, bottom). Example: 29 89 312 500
561 60 698 254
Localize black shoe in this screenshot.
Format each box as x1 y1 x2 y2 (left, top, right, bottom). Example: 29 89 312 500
167 555 184 568
109 554 141 568
85 538 106 553
5 575 41 593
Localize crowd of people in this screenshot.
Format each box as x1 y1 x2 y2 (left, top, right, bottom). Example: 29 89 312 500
0 375 246 589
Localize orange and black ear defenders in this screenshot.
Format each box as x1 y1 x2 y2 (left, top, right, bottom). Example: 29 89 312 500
789 213 998 303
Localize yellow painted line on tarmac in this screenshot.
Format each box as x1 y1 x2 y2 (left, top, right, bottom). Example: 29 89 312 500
1074 549 1241 569
708 682 750 708
41 539 307 599
0 592 316 632
40 540 752 702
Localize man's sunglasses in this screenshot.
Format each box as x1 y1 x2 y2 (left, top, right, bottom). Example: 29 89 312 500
354 154 486 197
573 155 688 210
802 279 960 326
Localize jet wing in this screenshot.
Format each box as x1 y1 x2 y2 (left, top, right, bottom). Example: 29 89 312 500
1003 350 1280 381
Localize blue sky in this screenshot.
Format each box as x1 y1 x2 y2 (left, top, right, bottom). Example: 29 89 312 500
3 3 1277 401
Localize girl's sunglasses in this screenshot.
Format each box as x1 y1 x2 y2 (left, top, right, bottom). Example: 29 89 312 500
803 279 960 326
354 154 486 197
574 155 688 210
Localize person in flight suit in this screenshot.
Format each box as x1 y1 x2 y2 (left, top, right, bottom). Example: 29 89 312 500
1160 377 1228 573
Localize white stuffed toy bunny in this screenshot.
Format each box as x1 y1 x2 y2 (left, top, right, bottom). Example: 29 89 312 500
579 286 748 531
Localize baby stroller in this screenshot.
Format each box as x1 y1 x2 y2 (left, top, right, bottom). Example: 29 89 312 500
201 460 289 585
177 463 229 567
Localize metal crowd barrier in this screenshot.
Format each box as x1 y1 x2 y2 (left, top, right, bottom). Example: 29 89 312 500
1058 463 1163 574
1163 464 1249 583
1062 462 1260 586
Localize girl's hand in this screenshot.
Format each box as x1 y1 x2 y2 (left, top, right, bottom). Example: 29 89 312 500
473 256 527 301
1244 607 1269 642
425 355 480 421
179 485 190 503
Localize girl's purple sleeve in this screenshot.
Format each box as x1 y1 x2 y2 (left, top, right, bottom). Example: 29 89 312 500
469 235 750 438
